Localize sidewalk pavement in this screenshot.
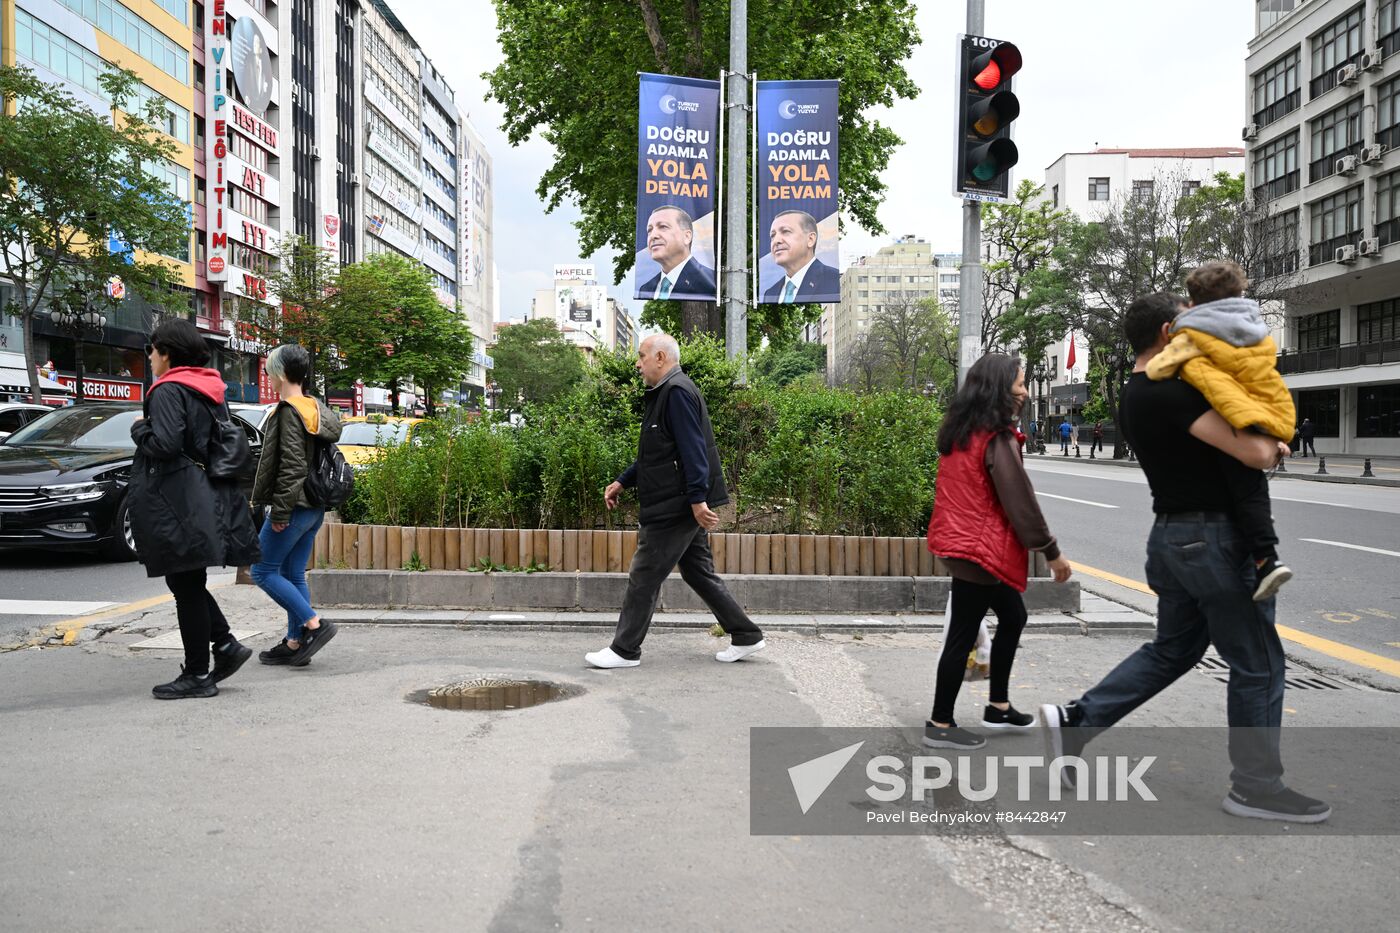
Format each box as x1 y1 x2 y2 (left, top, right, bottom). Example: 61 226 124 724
1 593 1393 933
1029 448 1400 486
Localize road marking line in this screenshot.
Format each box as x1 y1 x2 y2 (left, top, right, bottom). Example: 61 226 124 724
1299 538 1400 559
1 581 231 652
0 599 115 616
1270 495 1388 513
1036 493 1118 509
1069 561 1400 680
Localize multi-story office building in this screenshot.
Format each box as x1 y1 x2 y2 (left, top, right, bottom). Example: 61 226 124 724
1247 0 1400 454
933 252 962 319
530 263 636 355
458 114 495 397
1032 147 1247 424
6 0 199 402
829 236 941 379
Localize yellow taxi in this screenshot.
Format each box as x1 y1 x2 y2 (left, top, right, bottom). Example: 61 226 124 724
337 414 424 466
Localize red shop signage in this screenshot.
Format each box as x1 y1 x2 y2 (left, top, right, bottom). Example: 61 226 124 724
56 375 144 401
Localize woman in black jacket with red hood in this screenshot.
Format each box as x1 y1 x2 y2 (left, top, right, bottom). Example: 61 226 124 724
130 319 260 699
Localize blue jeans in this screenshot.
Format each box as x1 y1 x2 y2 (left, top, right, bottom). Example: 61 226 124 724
1074 515 1286 796
251 506 325 641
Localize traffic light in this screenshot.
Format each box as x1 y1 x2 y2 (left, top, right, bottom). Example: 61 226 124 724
955 36 1022 200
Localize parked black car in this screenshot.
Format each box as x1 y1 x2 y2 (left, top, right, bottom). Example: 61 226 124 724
0 402 262 561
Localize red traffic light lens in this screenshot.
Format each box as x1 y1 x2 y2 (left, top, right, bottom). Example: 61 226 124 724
969 42 1023 90
974 62 1001 90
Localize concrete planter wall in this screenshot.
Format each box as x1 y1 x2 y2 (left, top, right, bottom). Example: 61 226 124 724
312 523 1055 580
308 570 1081 614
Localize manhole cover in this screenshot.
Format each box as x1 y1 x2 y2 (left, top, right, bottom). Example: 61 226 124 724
410 678 577 710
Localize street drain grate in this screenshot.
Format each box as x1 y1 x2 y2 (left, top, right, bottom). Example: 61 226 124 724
1194 655 1354 690
408 678 578 710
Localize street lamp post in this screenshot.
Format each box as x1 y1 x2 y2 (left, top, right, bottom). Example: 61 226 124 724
485 382 501 412
49 299 107 404
921 381 936 400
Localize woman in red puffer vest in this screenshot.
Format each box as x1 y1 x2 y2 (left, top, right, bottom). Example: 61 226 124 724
923 353 1073 750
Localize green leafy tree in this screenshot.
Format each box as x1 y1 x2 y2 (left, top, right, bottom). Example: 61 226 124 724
489 318 587 409
750 340 826 388
333 253 473 415
486 0 920 339
0 66 190 402
227 234 342 388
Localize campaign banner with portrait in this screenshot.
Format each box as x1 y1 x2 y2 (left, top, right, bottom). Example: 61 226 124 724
634 74 720 302
755 80 840 305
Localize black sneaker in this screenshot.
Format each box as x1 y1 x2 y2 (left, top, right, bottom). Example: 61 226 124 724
211 639 252 683
1039 703 1087 790
981 704 1036 731
1253 558 1293 602
259 639 297 665
153 668 217 700
922 720 987 750
290 620 338 667
1222 787 1331 824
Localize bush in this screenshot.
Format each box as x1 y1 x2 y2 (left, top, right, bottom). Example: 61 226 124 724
346 337 940 536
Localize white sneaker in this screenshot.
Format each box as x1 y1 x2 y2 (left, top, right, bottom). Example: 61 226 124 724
584 647 640 669
715 640 766 663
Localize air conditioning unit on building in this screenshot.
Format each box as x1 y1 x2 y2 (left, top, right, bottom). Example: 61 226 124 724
1359 237 1382 257
1363 48 1385 71
1335 245 1358 264
1242 123 1260 142
1338 63 1361 86
349 173 361 186
310 145 322 160
1337 154 1360 175
1362 143 1388 164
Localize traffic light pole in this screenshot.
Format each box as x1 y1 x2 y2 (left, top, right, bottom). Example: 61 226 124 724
724 0 749 368
956 0 985 389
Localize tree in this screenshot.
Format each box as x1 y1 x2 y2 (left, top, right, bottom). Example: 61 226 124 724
981 180 1074 350
489 318 587 408
750 340 825 388
228 234 342 388
0 66 190 402
334 253 474 415
486 0 920 338
866 293 952 392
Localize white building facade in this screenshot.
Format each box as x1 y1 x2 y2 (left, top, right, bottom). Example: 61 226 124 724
531 264 636 355
1246 0 1400 454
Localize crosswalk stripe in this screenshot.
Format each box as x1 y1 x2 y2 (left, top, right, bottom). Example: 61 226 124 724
0 599 116 616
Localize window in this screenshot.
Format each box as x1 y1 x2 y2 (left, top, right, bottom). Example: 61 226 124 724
1251 130 1300 200
1296 389 1340 437
1308 95 1364 181
230 133 270 171
1308 185 1362 265
54 0 190 84
1257 208 1300 279
1180 180 1202 199
1308 6 1363 99
126 82 190 143
1131 180 1155 200
1257 0 1297 34
1252 48 1301 125
1377 169 1400 246
230 241 274 274
1378 76 1400 150
1051 184 1059 208
1357 298 1400 342
150 0 188 25
1088 177 1109 201
1296 309 1340 350
1382 0 1400 57
229 187 269 223
1356 383 1400 437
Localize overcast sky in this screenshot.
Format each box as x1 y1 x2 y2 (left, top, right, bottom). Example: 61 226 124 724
391 0 1257 324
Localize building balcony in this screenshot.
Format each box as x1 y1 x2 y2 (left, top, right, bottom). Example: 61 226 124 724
1278 338 1400 375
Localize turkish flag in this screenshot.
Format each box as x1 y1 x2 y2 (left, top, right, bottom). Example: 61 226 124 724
1066 333 1076 372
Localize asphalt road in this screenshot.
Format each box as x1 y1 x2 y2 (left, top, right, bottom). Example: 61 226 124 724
1024 455 1400 661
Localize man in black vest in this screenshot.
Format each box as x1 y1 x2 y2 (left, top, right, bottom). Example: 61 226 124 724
586 334 766 669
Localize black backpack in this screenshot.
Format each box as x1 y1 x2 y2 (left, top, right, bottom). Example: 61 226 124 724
205 401 256 482
304 433 355 508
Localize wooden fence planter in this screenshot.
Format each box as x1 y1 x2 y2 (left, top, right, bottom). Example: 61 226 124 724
311 523 1053 579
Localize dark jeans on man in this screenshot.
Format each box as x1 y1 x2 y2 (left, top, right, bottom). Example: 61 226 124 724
1073 515 1286 796
610 517 764 660
165 568 232 676
931 578 1028 724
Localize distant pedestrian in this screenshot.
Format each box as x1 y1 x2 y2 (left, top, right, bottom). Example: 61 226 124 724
923 353 1072 749
130 319 260 700
250 345 344 668
1059 419 1071 454
587 334 765 669
1069 421 1080 453
1040 292 1328 824
1092 421 1104 454
1299 418 1316 457
1027 420 1038 452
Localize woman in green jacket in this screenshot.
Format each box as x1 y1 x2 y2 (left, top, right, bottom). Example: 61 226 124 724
250 345 344 667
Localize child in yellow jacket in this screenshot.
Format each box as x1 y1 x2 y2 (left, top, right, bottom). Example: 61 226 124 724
1146 260 1294 600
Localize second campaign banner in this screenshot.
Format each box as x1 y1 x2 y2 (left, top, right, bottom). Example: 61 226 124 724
755 80 840 305
634 73 721 302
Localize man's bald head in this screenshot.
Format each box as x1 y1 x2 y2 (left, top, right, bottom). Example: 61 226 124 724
637 333 681 386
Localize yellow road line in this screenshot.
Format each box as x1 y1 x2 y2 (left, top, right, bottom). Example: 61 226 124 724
1070 560 1400 680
